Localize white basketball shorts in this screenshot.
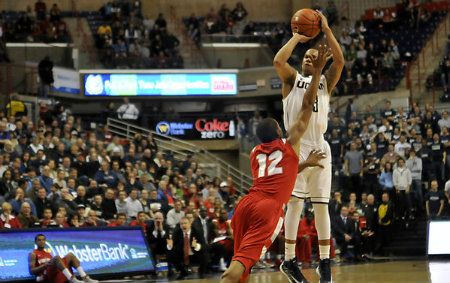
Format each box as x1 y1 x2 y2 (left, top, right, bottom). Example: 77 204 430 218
291 140 332 203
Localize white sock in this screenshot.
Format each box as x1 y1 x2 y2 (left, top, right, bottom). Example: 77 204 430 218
76 266 87 278
284 198 304 260
319 244 331 260
313 203 331 259
62 268 72 280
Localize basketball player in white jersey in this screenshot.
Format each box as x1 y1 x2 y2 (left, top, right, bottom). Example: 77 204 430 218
274 11 344 283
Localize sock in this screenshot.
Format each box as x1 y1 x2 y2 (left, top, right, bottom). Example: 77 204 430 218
284 198 304 260
76 266 87 278
313 203 331 259
319 244 331 260
62 268 72 280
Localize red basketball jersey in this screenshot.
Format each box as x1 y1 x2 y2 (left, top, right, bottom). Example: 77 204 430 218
249 138 299 204
32 249 52 275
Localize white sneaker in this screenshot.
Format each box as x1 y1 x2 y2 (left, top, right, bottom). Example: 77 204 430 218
83 276 99 283
70 277 84 283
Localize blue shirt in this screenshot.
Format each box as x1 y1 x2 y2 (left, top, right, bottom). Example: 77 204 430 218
379 172 394 190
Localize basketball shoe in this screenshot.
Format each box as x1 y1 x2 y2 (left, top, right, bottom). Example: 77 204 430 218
280 258 309 283
316 258 332 283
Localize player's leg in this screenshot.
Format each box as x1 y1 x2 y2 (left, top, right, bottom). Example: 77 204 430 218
220 260 246 283
48 255 77 283
281 172 309 283
64 252 99 283
226 197 284 283
310 142 333 283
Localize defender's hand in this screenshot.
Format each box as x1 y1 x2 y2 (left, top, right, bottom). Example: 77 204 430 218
312 44 332 73
305 149 326 168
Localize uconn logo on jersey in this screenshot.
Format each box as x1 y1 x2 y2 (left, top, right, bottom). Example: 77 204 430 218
296 80 325 90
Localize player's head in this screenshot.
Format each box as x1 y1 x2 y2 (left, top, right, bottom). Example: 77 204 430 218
256 118 281 144
35 234 46 248
301 48 319 76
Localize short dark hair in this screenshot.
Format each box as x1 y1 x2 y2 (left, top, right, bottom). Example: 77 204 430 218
35 234 45 241
256 118 279 143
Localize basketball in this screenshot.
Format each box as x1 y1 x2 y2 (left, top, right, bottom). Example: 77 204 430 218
291 9 321 38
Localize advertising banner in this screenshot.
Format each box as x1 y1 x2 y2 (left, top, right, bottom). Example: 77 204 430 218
0 227 154 282
84 73 237 96
155 118 236 140
52 67 80 94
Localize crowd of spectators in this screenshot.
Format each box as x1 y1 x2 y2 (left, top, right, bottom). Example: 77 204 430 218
322 99 450 257
0 1 69 43
0 97 239 279
95 1 183 69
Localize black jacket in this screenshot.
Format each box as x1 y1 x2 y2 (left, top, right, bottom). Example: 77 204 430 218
332 215 357 242
148 221 169 256
170 225 207 261
192 217 215 244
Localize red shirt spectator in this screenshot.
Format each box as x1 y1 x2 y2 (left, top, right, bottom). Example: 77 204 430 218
108 213 127 227
0 202 22 229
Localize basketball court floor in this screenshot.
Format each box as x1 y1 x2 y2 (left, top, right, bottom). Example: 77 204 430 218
103 260 450 283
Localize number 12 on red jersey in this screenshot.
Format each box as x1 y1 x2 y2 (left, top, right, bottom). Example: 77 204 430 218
256 150 283 178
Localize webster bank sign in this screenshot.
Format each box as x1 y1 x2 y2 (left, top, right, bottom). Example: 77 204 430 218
0 227 154 281
156 118 235 139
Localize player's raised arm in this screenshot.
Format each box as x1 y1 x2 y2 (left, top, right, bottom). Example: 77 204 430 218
287 44 331 153
273 33 312 98
316 11 344 95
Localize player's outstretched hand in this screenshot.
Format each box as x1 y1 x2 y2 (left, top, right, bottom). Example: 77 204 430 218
292 33 313 44
315 10 329 31
312 44 332 73
305 149 326 168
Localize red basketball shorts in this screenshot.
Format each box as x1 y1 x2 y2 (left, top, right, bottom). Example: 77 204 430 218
44 257 71 283
231 193 284 282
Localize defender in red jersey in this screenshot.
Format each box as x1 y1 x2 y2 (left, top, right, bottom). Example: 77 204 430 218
29 234 98 283
220 44 331 283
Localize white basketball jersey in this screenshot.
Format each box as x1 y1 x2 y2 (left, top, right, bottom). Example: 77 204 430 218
283 72 329 146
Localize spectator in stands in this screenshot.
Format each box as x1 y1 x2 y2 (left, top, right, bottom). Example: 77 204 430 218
167 199 185 230
332 206 361 261
393 157 412 221
108 212 127 227
155 13 167 29
438 111 450 131
101 188 117 220
231 2 248 22
37 56 54 98
125 189 143 219
115 190 128 216
148 211 169 262
0 202 22 228
344 142 364 196
379 162 394 200
34 0 46 21
376 192 393 254
394 133 411 158
17 202 39 228
430 133 445 184
167 216 208 279
296 207 317 265
116 98 139 123
6 94 28 118
425 180 445 219
49 3 61 23
406 149 423 215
